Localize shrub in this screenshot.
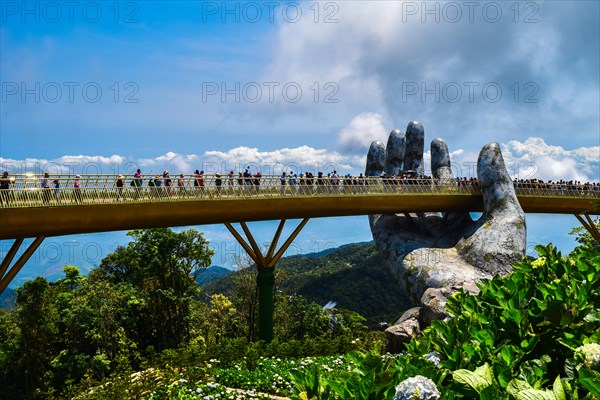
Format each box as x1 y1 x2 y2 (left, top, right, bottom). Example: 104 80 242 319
289 243 600 399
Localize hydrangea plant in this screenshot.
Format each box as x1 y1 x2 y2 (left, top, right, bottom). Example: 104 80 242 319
574 343 600 371
393 375 440 400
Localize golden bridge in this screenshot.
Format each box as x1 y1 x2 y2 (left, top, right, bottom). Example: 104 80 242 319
1 173 598 340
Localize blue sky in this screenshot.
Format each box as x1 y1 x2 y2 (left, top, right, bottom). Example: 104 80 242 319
1 1 599 287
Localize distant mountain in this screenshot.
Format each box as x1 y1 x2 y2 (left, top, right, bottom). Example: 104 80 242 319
288 242 367 259
195 266 232 287
0 288 17 310
203 242 412 325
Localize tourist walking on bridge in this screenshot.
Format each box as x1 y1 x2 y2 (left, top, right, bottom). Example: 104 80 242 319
133 169 143 199
73 175 82 203
196 170 204 197
41 172 51 204
0 172 10 205
116 175 125 201
228 171 235 194
177 174 186 197
280 171 287 195
151 175 162 198
53 179 60 202
163 171 172 197
215 173 222 196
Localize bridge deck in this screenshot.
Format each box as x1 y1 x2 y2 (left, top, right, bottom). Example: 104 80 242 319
0 175 598 239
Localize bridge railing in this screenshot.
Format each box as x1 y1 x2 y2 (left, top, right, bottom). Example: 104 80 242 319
0 174 598 208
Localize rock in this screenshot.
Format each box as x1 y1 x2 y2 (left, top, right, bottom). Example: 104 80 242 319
419 288 451 326
461 281 480 296
394 306 421 325
385 308 421 353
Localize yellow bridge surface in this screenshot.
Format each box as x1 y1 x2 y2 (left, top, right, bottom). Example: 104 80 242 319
0 174 598 240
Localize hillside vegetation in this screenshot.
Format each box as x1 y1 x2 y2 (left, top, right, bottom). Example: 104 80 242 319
1 226 598 399
203 242 412 324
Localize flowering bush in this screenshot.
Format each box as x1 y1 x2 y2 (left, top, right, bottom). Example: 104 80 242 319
574 343 600 371
393 375 440 400
288 244 600 399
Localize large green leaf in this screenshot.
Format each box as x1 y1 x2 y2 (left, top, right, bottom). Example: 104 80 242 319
514 389 558 400
578 369 600 397
453 363 493 393
583 311 600 323
551 375 566 400
507 379 535 396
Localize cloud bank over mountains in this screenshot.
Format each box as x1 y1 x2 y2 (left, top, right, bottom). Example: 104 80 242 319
2 131 598 183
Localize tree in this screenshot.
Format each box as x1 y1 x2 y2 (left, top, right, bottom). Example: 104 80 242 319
0 308 23 399
570 216 600 247
274 294 330 341
93 228 213 350
51 277 138 390
59 265 83 290
230 258 259 342
206 294 244 343
14 277 59 398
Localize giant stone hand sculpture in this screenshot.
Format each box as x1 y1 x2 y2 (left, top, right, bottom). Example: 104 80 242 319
367 122 526 348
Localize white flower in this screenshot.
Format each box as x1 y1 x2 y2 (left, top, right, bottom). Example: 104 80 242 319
394 375 441 400
424 351 442 367
575 343 600 370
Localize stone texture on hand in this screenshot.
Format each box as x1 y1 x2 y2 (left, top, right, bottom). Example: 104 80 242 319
367 122 526 345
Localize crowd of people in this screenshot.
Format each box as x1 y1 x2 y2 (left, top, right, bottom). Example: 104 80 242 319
0 169 599 205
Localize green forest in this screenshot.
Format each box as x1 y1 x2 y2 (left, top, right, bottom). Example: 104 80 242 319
0 226 599 399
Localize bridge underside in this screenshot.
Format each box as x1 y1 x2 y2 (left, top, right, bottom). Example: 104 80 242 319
1 194 598 240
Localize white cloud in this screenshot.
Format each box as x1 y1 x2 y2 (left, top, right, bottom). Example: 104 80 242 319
502 137 600 182
138 152 201 174
262 1 599 150
0 155 126 174
2 137 597 182
204 145 361 174
337 112 389 153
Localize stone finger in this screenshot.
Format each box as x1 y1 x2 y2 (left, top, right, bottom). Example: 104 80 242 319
366 141 385 177
431 138 453 180
403 121 425 176
385 129 406 177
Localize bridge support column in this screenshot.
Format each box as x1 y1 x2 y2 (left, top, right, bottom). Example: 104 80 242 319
257 267 275 342
224 218 310 342
575 214 600 243
0 237 45 294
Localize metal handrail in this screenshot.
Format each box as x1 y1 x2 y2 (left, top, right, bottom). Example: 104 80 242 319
0 174 599 208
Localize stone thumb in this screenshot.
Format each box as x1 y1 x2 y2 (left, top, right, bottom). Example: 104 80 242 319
477 142 522 215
